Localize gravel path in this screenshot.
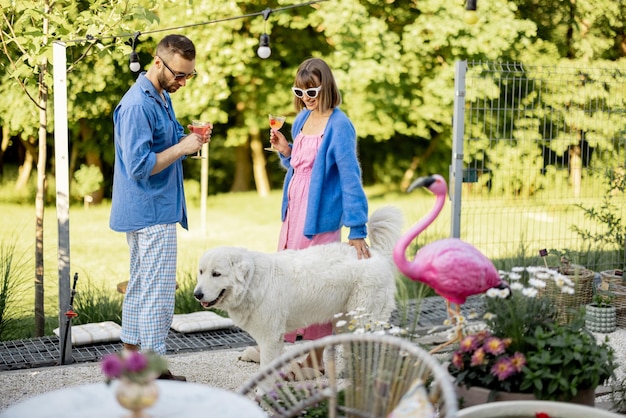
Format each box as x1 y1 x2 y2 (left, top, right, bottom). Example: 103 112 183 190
0 347 260 412
1 330 625 413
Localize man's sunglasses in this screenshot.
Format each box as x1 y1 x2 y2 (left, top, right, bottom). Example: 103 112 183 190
291 86 322 99
158 56 197 81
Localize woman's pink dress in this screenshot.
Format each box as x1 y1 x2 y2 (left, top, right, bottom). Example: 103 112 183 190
279 132 340 343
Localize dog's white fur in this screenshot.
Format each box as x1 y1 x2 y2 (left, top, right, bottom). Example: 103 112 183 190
193 206 403 370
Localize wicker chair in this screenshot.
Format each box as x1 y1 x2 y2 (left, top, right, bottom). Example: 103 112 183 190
237 333 458 418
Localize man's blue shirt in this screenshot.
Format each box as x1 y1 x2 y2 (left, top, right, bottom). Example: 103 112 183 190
110 73 188 232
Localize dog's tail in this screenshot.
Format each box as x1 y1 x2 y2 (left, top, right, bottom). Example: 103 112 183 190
368 206 404 255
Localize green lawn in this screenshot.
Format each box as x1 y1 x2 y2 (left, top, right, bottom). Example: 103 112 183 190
1 185 613 329
0 188 438 313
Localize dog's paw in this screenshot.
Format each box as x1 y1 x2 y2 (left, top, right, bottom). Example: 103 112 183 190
284 361 324 381
238 346 261 363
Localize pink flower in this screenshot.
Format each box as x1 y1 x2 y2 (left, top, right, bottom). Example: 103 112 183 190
452 351 464 369
125 351 148 372
470 347 486 367
491 357 516 381
459 335 478 352
101 354 124 379
484 337 506 356
510 352 526 372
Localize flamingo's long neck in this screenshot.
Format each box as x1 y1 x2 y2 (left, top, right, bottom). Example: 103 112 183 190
393 190 446 276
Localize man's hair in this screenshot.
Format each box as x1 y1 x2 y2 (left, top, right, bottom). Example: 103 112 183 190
156 34 196 61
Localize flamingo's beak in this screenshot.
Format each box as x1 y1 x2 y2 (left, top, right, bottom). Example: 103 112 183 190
407 176 436 193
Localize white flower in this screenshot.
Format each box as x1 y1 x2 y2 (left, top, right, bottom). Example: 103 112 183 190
336 320 347 328
522 287 538 298
510 282 524 291
561 286 575 294
528 278 547 288
483 312 495 320
508 272 522 281
512 266 525 273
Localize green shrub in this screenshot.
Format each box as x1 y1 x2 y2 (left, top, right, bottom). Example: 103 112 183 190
0 240 30 340
72 276 123 325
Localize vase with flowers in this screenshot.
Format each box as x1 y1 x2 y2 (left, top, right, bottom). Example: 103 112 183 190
449 266 617 408
101 350 168 417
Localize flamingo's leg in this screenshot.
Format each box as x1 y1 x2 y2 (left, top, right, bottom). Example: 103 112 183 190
429 303 464 354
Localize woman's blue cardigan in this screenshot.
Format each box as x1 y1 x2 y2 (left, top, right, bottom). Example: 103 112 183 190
278 107 369 240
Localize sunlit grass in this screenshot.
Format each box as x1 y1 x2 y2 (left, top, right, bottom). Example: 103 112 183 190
0 185 619 339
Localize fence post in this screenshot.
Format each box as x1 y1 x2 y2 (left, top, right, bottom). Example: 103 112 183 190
450 60 467 239
53 41 73 365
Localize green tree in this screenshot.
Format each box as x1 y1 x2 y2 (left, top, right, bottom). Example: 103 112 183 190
0 0 157 335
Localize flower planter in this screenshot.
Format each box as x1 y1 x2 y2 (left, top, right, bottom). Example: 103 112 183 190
457 400 623 418
539 264 595 324
456 385 596 408
585 304 617 333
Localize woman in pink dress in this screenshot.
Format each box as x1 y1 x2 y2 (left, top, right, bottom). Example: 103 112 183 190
268 57 371 374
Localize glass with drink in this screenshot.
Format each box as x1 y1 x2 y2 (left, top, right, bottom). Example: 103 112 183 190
190 120 211 159
265 114 286 151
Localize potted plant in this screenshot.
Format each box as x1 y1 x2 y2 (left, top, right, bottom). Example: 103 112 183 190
585 292 617 333
101 350 169 416
449 267 617 408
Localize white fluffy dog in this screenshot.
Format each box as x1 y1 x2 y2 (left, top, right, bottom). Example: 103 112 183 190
193 206 403 371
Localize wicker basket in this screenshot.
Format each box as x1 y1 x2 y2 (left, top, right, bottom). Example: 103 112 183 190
539 264 595 324
599 269 626 328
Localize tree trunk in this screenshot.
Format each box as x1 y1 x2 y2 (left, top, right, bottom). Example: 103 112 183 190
570 133 583 198
34 7 50 337
0 128 8 176
400 137 439 191
230 142 252 192
14 138 35 191
250 131 270 197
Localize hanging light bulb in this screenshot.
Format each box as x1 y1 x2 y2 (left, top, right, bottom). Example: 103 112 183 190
257 33 271 59
464 0 479 25
257 8 272 59
129 51 141 72
129 31 142 72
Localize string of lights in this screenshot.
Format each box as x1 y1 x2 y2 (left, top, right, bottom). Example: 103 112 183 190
61 1 328 66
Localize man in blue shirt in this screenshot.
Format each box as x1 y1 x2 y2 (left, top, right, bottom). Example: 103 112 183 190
110 34 210 381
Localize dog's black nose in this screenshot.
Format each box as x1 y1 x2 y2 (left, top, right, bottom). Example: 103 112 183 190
194 291 203 301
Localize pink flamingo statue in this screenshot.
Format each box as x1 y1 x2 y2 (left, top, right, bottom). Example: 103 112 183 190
393 174 507 353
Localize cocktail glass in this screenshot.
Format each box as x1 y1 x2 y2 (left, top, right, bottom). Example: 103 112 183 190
190 120 210 159
265 114 286 151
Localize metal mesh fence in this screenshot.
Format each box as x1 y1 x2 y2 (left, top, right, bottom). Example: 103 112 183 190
452 61 626 271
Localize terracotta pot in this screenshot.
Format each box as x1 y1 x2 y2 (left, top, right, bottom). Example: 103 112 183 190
457 400 623 418
456 385 596 408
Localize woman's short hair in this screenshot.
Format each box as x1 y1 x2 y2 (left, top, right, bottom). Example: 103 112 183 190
293 58 342 113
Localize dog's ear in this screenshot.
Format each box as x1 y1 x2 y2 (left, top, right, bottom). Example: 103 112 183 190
229 248 254 284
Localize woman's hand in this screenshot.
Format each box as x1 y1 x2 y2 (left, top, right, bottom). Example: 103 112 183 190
270 129 290 156
349 238 370 260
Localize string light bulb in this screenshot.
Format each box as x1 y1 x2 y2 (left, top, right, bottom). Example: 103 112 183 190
129 51 141 72
129 31 141 72
257 8 272 59
257 33 271 59
465 0 478 25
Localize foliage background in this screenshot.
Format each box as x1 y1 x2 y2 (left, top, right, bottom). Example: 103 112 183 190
2 0 625 201
1 0 625 336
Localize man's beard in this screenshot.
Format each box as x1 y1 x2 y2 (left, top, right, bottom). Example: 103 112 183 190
159 74 179 93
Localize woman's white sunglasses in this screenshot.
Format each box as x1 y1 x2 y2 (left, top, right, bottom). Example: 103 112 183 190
292 86 322 99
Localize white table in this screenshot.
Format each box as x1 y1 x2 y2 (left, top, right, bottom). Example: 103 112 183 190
0 380 266 418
